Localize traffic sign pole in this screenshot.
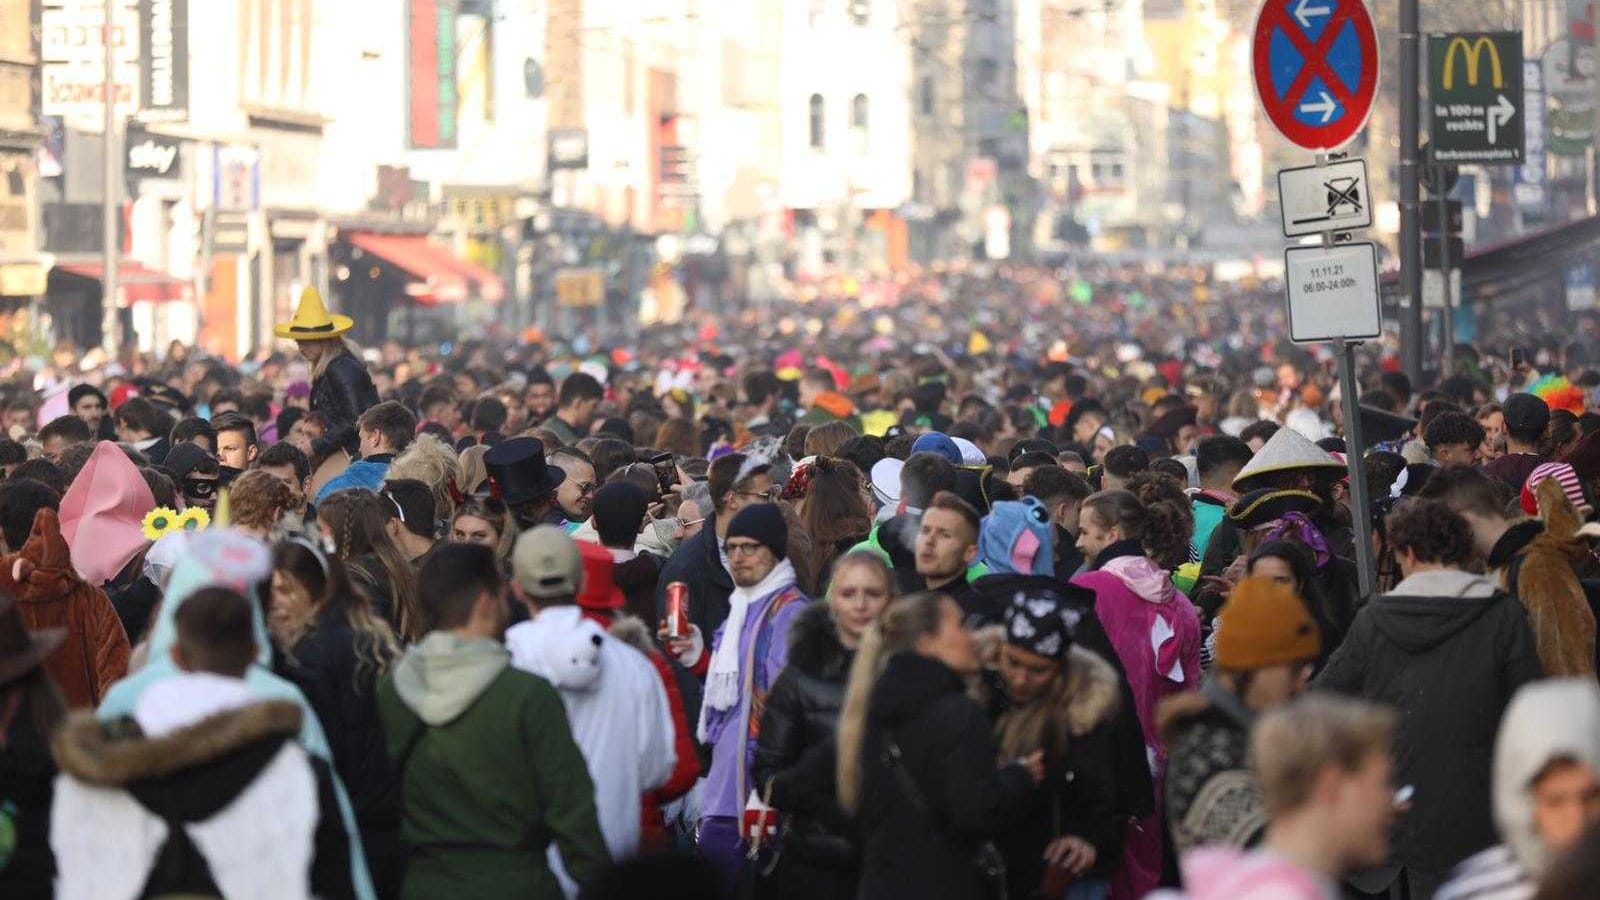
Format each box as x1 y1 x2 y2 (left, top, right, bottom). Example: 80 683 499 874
1400 0 1424 383
1337 339 1377 599
1438 172 1454 375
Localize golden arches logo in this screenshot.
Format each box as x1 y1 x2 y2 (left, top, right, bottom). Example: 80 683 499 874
1442 37 1504 90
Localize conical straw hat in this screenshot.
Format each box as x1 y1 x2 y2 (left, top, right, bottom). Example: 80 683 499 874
1233 424 1346 489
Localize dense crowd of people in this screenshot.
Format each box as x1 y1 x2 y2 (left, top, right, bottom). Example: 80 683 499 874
1 267 1600 899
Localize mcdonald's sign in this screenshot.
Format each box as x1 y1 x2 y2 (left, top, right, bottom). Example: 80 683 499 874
1430 32 1525 165
1442 36 1505 91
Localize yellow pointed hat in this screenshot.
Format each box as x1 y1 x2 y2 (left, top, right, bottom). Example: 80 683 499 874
274 287 354 340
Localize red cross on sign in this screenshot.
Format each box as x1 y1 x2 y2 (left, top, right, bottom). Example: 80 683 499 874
1253 0 1380 151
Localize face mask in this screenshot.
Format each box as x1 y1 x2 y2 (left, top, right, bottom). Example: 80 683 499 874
649 517 681 551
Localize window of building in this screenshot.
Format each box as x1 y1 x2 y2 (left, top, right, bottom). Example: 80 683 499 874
919 76 935 117
809 94 826 149
848 0 870 24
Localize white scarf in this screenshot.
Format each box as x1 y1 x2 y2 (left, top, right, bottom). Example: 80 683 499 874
697 557 797 742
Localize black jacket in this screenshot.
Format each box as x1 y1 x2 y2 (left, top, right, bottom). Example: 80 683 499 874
754 603 858 876
311 351 379 460
655 515 735 636
982 647 1124 897
273 605 399 831
974 573 1156 824
1314 571 1543 882
0 685 56 900
855 651 1035 900
613 551 664 628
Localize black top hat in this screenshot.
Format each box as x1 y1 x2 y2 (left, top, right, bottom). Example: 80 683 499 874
484 437 565 506
0 595 65 687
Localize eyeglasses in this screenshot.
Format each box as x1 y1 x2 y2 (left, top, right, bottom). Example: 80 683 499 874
725 541 767 558
736 486 780 502
677 515 705 529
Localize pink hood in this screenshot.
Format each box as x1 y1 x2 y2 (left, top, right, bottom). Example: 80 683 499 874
1099 555 1175 604
1175 847 1334 900
58 440 156 586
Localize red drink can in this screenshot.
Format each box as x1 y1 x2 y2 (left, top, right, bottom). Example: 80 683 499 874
666 582 690 638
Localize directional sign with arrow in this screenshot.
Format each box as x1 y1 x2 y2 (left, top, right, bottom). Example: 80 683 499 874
1429 32 1525 165
1253 0 1380 150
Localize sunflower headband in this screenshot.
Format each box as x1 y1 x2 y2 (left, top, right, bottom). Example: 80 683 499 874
141 506 211 541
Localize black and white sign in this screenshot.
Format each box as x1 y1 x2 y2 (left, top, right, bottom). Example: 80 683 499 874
1277 158 1371 237
548 129 588 171
125 124 181 179
139 0 188 121
1284 242 1381 343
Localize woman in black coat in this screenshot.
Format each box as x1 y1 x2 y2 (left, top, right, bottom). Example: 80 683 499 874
1313 500 1542 899
269 539 403 899
275 288 377 470
755 552 896 899
837 592 1044 900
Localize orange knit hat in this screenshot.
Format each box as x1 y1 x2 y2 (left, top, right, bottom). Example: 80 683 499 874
1214 577 1322 670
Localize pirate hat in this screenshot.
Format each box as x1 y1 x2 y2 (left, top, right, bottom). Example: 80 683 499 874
274 287 354 340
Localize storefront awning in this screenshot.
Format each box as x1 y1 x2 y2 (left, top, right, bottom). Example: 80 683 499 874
54 261 192 304
346 232 507 305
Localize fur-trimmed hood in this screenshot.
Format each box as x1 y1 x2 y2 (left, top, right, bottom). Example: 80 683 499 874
784 600 852 681
983 640 1122 740
1056 645 1122 737
54 700 302 788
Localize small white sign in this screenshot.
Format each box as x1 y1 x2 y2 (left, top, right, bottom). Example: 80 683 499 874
1285 242 1382 344
1422 268 1461 309
1278 159 1372 237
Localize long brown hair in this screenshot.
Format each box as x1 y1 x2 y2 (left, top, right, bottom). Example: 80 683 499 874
316 489 424 643
802 458 872 574
452 497 516 562
836 592 950 814
272 539 400 686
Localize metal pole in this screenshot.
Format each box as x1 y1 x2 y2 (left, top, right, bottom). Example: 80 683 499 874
1438 180 1453 376
100 0 119 354
1338 341 1378 599
1398 0 1423 384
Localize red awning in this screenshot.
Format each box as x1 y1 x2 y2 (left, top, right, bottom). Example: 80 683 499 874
55 261 192 304
346 232 506 305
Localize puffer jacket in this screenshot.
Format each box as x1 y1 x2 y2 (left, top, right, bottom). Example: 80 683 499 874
311 351 379 460
753 602 858 874
1314 568 1542 896
0 509 129 709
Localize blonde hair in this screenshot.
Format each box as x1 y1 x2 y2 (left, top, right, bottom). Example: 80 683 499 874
309 337 362 380
836 592 950 814
1251 694 1397 817
457 444 491 495
388 433 462 521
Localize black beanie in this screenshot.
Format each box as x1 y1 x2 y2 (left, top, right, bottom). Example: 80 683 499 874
726 503 787 561
593 481 650 548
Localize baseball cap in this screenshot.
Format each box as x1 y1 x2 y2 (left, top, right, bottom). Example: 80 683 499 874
911 432 963 464
511 525 583 599
1503 393 1550 437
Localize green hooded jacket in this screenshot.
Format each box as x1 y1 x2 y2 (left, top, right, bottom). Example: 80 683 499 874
378 632 609 899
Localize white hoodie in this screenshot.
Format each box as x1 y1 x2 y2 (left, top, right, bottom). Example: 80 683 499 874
505 606 675 897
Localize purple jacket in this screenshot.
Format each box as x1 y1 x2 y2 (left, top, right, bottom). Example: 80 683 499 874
699 583 807 821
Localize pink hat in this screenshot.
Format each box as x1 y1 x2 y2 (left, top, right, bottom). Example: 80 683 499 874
58 441 157 585
1522 462 1589 517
